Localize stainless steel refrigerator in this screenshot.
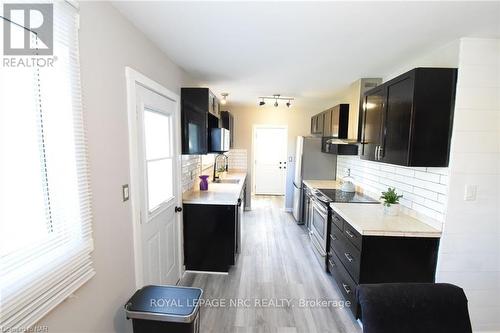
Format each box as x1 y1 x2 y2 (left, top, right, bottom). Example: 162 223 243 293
292 136 337 223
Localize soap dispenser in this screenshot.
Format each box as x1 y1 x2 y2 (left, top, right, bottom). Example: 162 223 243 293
341 168 356 193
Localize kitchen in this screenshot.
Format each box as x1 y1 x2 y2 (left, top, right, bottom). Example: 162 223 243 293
1 2 499 333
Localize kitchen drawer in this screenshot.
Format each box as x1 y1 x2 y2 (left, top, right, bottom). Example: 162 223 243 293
328 250 357 310
330 228 361 282
329 227 343 256
344 222 362 250
331 211 344 231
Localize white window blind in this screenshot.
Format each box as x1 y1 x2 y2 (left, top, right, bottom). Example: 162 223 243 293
0 2 95 331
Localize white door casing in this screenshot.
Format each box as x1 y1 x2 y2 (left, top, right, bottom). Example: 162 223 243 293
253 126 288 195
126 68 183 288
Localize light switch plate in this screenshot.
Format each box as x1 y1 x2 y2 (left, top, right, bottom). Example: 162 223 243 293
122 184 130 202
464 184 477 201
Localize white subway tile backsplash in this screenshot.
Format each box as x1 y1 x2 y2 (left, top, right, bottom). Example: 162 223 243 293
439 175 449 185
394 167 415 177
227 149 248 170
337 155 448 223
415 170 441 183
413 186 439 201
181 155 201 192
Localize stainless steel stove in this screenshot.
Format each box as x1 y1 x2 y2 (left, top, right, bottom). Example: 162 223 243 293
313 188 379 204
309 188 378 271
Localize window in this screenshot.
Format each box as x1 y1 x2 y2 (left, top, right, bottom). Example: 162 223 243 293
144 109 174 211
0 2 94 330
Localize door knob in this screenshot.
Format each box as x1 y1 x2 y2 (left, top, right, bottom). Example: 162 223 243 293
175 206 183 213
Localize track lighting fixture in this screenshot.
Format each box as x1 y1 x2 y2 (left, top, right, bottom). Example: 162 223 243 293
220 93 229 105
258 94 294 108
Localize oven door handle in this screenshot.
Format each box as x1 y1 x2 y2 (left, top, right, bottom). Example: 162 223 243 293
312 200 328 218
310 232 327 257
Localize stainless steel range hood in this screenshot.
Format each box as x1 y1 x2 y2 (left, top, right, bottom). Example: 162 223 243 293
321 137 359 155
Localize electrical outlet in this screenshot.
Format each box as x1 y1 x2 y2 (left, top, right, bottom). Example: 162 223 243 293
122 184 130 202
464 184 477 201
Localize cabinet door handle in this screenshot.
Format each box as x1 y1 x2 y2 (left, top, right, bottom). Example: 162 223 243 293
342 283 352 294
375 146 379 160
345 229 355 238
344 252 354 262
378 146 384 160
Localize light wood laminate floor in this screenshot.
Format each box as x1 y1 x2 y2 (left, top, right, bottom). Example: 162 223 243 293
180 196 362 333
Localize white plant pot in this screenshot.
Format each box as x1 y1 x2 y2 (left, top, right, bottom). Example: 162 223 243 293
384 204 399 216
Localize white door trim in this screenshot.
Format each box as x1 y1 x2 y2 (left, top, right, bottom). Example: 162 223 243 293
125 67 183 289
251 124 288 196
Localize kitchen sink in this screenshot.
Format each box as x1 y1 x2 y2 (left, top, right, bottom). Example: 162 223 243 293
214 179 240 184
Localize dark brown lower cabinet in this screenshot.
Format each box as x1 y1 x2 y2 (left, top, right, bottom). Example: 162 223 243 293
328 214 440 318
183 186 245 272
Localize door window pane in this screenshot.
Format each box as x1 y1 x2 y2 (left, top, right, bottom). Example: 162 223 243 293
144 110 172 160
147 158 173 211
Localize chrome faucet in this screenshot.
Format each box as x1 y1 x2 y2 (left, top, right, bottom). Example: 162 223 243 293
213 153 228 182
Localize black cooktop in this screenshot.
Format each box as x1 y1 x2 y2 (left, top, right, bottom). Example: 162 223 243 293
315 189 379 204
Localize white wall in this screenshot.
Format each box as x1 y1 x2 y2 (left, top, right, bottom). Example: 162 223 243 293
37 2 195 332
228 104 320 209
436 38 500 332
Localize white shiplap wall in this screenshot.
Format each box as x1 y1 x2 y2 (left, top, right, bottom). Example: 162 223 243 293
337 156 448 230
436 38 500 332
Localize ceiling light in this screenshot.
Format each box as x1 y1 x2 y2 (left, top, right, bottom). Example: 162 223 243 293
220 93 229 105
258 94 294 108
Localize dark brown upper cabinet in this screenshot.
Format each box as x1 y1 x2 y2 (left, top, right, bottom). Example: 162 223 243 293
181 88 220 154
220 111 234 148
323 104 349 138
311 112 324 135
311 104 349 138
361 68 457 167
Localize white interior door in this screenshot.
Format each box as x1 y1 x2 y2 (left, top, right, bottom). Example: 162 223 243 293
254 127 287 195
136 85 180 286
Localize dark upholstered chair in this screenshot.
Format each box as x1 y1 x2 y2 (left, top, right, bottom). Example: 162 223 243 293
357 283 473 333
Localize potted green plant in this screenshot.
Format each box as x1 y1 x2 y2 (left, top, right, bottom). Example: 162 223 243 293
380 187 403 216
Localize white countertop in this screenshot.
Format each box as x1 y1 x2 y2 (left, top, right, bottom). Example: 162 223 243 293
302 179 341 190
330 202 441 238
183 172 247 205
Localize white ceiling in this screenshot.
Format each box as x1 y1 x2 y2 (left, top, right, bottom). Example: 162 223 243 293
113 1 500 111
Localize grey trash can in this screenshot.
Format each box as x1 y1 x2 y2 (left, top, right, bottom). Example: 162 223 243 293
125 285 203 333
